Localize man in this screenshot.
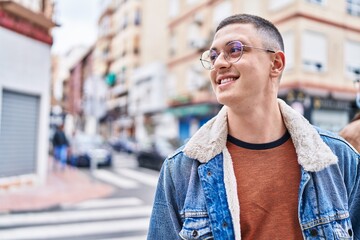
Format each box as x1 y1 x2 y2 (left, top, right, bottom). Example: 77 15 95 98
340 113 360 152
148 14 360 239
52 124 69 170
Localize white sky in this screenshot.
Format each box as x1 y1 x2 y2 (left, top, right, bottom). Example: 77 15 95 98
51 0 99 55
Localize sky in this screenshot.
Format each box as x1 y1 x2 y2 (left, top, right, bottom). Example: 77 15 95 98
51 0 99 55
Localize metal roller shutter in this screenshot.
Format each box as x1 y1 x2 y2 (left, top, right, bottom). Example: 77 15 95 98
0 90 40 177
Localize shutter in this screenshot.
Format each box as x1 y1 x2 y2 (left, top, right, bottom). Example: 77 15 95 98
0 90 40 177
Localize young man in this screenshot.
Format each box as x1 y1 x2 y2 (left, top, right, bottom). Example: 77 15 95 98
148 14 360 239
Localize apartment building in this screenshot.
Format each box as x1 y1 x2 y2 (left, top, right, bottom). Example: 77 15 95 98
166 0 360 140
94 0 143 139
259 0 359 132
0 0 54 188
70 0 360 144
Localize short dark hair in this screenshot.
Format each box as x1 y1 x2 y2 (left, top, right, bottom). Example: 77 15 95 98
216 14 284 52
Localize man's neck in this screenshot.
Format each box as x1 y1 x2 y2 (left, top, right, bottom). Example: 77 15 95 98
227 100 287 144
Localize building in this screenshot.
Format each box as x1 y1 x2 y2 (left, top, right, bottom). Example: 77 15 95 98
0 0 55 189
66 0 360 145
267 0 360 132
166 0 360 138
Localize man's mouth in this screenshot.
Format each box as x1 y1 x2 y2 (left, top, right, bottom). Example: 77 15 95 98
218 77 237 85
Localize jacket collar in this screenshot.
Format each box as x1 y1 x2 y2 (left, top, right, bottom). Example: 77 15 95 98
183 99 338 172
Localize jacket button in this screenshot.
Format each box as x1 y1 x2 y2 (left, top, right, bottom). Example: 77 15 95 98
348 229 353 236
192 230 198 237
207 171 211 176
222 221 228 228
310 229 318 236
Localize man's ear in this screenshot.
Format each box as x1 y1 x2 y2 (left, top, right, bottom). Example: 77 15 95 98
270 51 285 78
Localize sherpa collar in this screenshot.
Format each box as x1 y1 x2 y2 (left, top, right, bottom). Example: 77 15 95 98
183 98 338 172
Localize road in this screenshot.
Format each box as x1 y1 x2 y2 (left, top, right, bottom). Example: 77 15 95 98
0 152 160 240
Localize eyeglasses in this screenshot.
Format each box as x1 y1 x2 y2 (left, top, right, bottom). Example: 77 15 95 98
200 40 276 70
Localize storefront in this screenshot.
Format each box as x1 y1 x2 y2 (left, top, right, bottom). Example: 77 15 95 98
280 89 356 133
167 102 222 143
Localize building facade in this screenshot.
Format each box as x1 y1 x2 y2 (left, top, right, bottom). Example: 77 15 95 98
166 0 360 138
0 0 54 189
66 0 360 145
93 0 143 139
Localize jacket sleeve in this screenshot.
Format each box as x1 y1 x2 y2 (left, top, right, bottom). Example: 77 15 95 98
147 158 182 240
349 154 360 240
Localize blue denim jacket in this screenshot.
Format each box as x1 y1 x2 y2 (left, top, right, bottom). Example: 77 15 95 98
148 99 360 240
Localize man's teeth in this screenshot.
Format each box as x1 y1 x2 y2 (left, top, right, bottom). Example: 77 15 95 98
220 78 236 84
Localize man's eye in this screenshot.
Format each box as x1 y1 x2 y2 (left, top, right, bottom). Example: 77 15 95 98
229 47 242 54
209 52 218 61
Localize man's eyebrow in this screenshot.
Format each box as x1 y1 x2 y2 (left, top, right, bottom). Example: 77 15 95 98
209 41 232 51
210 40 247 50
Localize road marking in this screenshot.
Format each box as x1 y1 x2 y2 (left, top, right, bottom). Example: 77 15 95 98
0 206 152 227
116 169 159 187
0 218 149 240
62 197 143 209
101 236 147 240
93 169 139 189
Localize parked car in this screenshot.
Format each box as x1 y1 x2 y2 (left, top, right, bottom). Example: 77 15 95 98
68 134 112 167
109 137 137 154
136 138 181 171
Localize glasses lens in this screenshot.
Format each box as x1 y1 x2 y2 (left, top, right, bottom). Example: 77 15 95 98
225 41 243 63
200 50 213 70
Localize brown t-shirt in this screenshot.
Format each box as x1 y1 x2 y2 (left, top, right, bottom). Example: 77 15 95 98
227 132 303 240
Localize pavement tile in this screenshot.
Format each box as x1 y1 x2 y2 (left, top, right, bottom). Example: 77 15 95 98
0 167 114 213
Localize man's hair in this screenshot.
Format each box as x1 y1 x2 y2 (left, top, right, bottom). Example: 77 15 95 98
216 14 284 52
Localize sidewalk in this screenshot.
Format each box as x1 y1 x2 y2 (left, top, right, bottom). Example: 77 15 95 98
0 165 115 214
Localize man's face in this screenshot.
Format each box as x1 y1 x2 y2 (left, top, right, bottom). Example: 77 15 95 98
209 23 275 108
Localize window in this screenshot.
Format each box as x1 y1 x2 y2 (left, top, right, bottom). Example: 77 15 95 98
169 32 177 56
187 0 198 4
133 35 140 55
121 40 127 57
99 16 111 37
134 8 141 25
167 73 177 97
282 31 295 71
346 0 360 16
269 0 294 11
311 109 349 132
122 13 128 29
169 0 179 17
302 31 327 72
213 1 231 29
344 40 360 79
187 23 205 49
306 0 325 5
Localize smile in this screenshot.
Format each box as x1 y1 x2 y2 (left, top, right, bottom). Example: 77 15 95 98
218 77 237 85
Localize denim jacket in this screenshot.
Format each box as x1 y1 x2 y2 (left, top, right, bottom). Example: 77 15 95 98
148 99 360 240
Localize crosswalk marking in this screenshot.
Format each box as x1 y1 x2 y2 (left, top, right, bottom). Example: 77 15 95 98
116 169 159 187
0 218 149 240
113 153 138 168
62 197 143 209
93 169 139 189
101 236 147 240
0 205 152 227
1 164 158 239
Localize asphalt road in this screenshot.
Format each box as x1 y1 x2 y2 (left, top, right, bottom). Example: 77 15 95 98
0 152 160 240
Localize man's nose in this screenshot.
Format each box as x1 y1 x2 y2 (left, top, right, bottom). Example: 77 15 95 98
213 52 230 69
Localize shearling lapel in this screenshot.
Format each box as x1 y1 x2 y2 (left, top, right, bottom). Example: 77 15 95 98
183 106 228 163
183 99 338 172
278 99 338 171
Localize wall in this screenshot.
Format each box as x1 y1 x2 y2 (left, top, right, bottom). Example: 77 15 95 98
0 26 51 185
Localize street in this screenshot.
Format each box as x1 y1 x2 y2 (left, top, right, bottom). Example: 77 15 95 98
0 152 160 240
